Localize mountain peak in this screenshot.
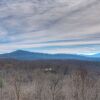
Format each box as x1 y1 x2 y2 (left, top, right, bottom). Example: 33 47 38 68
10 50 35 55
12 50 29 53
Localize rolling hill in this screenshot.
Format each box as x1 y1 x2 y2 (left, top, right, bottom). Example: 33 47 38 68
0 50 100 61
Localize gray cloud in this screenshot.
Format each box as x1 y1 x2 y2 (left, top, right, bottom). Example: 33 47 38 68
0 0 100 54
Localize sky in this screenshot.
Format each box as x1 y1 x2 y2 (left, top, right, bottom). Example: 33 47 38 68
0 0 100 54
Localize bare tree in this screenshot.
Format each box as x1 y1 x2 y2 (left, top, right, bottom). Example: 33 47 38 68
0 77 4 100
71 68 88 100
12 73 23 100
33 69 45 100
47 73 65 100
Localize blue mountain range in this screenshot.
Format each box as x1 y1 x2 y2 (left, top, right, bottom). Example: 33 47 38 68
0 50 100 61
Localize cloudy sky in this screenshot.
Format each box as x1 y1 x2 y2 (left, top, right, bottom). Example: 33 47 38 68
0 0 100 54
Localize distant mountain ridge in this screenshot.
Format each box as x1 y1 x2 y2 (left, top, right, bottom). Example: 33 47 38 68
88 53 100 58
0 50 100 61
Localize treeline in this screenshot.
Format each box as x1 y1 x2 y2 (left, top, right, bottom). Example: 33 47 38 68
0 59 100 73
0 59 100 100
0 66 99 100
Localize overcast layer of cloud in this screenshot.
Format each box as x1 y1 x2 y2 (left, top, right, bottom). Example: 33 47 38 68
0 0 100 54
